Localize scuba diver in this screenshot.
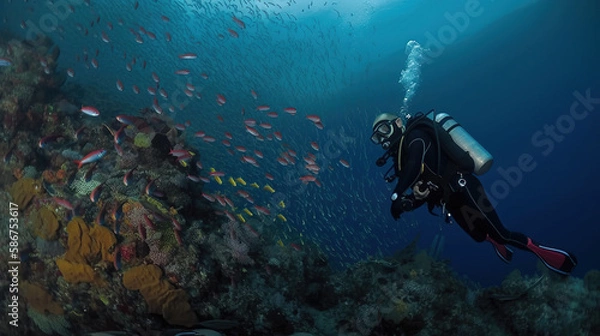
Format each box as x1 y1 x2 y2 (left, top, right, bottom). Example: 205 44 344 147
371 111 578 275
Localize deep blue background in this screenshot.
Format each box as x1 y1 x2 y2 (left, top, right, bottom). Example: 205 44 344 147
1 0 598 286
347 0 600 284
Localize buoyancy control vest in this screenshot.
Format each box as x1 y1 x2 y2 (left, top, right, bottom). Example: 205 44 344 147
398 110 494 176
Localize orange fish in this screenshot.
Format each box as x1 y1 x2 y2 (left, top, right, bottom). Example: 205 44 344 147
232 16 246 29
228 28 239 38
306 114 321 123
254 206 270 216
175 69 190 75
245 126 259 137
284 107 297 115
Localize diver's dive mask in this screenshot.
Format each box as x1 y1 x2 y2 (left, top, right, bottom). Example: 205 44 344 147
370 119 404 149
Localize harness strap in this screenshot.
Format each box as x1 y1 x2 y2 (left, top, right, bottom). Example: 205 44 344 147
396 134 406 172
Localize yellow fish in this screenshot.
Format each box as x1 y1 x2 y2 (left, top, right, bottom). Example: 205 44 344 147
278 200 286 209
277 239 284 247
277 214 287 222
236 214 246 223
250 182 259 188
235 177 247 186
263 184 275 193
243 208 253 216
179 160 188 168
210 167 216 172
228 177 237 187
214 176 223 185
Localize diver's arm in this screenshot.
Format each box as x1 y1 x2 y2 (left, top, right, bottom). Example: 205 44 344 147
390 130 429 219
391 130 428 198
390 191 427 219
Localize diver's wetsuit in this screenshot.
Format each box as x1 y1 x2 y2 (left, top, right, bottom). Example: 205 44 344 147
391 127 578 274
392 128 528 247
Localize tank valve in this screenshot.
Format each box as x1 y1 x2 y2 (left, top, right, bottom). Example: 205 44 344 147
458 173 467 187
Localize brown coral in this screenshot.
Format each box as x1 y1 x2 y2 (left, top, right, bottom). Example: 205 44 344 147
122 264 198 327
55 259 98 284
32 206 60 241
21 281 64 315
13 168 24 180
42 169 67 183
55 217 116 285
8 177 42 208
55 169 66 181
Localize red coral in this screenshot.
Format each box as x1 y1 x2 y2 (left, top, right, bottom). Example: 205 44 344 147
120 243 136 262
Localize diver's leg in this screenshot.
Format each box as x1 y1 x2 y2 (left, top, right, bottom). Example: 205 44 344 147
458 174 528 248
459 174 577 274
446 189 513 263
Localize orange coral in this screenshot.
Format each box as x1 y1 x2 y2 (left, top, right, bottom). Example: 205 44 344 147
42 169 56 183
121 201 144 227
32 206 60 241
9 177 42 208
123 264 198 327
121 201 134 215
21 281 64 315
55 259 98 284
13 168 24 180
55 169 66 181
55 217 116 286
42 169 66 183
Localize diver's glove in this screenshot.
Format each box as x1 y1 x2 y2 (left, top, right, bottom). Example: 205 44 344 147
390 193 415 220
413 181 430 200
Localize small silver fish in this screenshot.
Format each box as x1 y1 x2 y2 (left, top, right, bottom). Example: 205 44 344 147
0 57 12 66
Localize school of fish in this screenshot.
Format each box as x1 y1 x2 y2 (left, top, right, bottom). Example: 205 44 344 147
5 0 415 267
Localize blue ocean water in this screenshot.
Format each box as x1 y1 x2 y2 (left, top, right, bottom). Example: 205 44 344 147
0 0 598 292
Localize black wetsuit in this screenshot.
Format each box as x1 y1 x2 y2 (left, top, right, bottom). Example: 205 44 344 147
392 128 530 250
388 122 577 275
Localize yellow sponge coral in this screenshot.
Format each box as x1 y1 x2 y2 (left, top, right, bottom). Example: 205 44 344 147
55 259 98 284
123 265 198 327
55 217 116 286
32 206 60 241
21 281 64 315
133 133 152 148
9 177 42 208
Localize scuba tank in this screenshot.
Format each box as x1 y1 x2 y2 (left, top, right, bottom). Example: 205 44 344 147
434 113 493 175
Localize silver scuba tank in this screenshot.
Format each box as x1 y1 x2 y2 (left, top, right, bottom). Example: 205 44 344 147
434 113 493 175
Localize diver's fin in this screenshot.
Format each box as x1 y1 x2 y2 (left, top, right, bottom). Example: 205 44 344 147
486 235 513 264
526 238 577 275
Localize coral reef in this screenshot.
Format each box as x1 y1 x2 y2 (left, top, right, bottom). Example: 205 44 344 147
31 206 60 241
70 175 102 198
27 309 70 336
133 132 154 148
21 281 63 315
8 177 42 208
21 281 70 336
0 38 63 136
122 264 198 327
55 217 116 285
1 36 598 336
